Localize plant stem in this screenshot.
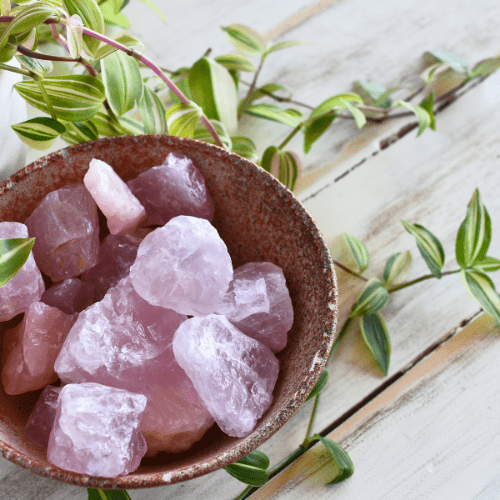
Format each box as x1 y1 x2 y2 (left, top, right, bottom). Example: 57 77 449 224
302 394 320 445
0 62 31 77
50 23 70 52
328 316 353 363
234 486 253 500
277 122 302 150
34 77 57 120
388 269 460 293
238 56 265 118
333 260 368 281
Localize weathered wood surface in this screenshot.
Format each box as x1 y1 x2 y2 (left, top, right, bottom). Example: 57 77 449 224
7 0 500 498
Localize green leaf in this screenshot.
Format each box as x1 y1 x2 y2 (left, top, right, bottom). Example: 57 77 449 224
63 0 104 57
94 34 144 61
89 111 129 137
118 115 144 134
15 54 52 77
314 435 354 484
303 113 335 154
394 101 431 137
456 189 492 269
402 220 445 278
194 119 232 150
136 0 167 25
1 0 11 16
309 93 363 120
420 92 436 131
264 40 311 56
470 56 500 78
424 49 469 75
260 145 278 173
340 98 366 128
383 250 412 286
461 270 500 326
360 312 391 375
224 450 270 487
306 368 330 401
239 83 293 114
61 121 99 145
101 51 143 117
473 257 500 274
87 488 132 500
235 450 270 471
66 14 84 59
12 117 65 150
17 26 37 50
138 86 166 135
245 104 303 128
221 24 265 55
100 0 129 28
0 238 36 287
214 53 255 72
262 148 301 191
231 136 257 160
353 80 392 109
165 101 202 138
341 233 370 273
109 0 124 15
0 34 18 63
189 56 238 135
350 278 389 317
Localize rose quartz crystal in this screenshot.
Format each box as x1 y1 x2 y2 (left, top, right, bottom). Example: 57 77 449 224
41 278 94 314
84 159 146 235
47 383 147 477
25 183 100 282
25 385 61 449
0 222 44 321
173 314 279 437
2 302 76 395
81 234 140 301
216 262 293 352
130 216 233 316
127 152 214 226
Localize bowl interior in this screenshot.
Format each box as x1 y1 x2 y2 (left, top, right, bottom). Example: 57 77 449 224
0 135 337 488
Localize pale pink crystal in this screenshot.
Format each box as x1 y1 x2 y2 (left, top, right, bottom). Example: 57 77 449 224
0 222 44 321
173 314 279 437
81 234 140 301
130 216 233 316
25 183 100 282
84 159 146 235
127 152 214 226
41 278 94 314
216 262 293 352
47 383 147 477
25 385 61 449
2 302 76 395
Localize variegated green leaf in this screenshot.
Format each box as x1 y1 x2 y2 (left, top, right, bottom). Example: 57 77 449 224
306 368 330 401
245 104 303 128
473 257 500 274
340 98 366 128
16 54 52 77
66 13 83 59
214 53 255 72
303 113 336 154
402 220 445 278
470 56 500 78
87 488 132 500
100 0 129 28
136 0 167 25
0 238 36 287
420 92 436 131
15 75 105 122
264 40 311 56
138 86 166 135
394 101 431 137
94 34 145 61
384 250 412 286
353 80 392 109
189 57 238 135
1 0 11 16
0 34 17 63
424 49 469 75
11 117 65 150
309 93 363 120
166 101 202 138
239 83 293 114
89 111 129 137
61 121 98 145
263 148 301 191
109 0 124 15
260 145 278 173
360 312 391 375
18 27 37 50
461 270 500 326
341 233 370 273
119 115 144 134
456 189 492 269
221 24 265 55
231 136 257 160
101 51 143 117
350 278 389 317
314 435 354 484
194 119 231 149
224 451 269 487
63 0 104 57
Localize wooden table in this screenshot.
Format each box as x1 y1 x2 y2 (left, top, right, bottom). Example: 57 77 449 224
8 0 500 498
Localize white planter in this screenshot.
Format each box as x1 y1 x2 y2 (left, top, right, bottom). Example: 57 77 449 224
0 60 27 181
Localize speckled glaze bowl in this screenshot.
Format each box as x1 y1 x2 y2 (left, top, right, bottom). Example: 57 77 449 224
0 135 337 489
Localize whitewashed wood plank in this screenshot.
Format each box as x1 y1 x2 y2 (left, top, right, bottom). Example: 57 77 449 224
250 313 500 500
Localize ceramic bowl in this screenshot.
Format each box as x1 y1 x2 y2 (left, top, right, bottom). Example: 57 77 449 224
0 135 337 489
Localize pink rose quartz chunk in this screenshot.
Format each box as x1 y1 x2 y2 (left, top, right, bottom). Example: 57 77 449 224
0 222 44 321
2 302 76 395
173 314 279 437
25 385 61 449
216 262 293 353
41 278 94 315
81 234 140 301
127 152 214 226
84 159 146 235
47 383 147 477
130 216 233 316
25 183 100 282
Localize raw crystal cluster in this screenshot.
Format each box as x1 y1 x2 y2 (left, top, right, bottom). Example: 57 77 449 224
25 183 100 282
216 262 293 353
130 216 233 316
173 314 280 437
127 152 214 226
0 222 44 321
84 159 146 235
47 383 147 477
2 302 76 395
41 278 94 315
